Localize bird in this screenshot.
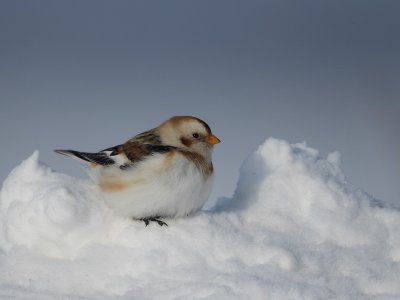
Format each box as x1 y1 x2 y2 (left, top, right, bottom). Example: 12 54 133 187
55 116 220 226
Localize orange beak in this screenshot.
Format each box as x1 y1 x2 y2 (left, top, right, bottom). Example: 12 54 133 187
207 134 221 145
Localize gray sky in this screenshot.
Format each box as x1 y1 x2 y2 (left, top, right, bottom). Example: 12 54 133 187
1 1 399 206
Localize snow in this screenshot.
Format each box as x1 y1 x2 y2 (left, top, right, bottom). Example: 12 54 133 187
1 138 400 299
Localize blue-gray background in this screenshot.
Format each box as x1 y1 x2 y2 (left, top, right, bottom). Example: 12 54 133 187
1 1 399 206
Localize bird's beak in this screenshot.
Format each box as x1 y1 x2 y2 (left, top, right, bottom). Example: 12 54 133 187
207 134 221 145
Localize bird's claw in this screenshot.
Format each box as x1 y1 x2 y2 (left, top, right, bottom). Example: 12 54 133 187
141 216 168 227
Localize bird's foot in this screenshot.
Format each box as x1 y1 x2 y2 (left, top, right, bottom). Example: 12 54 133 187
141 216 168 227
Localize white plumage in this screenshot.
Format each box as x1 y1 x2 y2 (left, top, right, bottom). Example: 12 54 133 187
100 152 214 219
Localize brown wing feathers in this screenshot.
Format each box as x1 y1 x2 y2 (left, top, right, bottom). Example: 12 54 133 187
121 142 174 164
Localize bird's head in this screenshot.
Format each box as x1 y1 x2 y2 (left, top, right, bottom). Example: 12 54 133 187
158 116 220 158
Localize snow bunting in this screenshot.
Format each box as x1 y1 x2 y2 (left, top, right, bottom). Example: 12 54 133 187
55 116 220 226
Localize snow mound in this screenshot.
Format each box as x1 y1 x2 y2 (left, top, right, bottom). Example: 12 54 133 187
1 139 400 299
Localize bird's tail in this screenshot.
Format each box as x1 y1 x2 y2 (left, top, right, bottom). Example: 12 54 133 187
54 149 115 166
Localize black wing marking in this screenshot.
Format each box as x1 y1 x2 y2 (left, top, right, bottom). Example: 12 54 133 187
55 149 115 166
143 144 174 153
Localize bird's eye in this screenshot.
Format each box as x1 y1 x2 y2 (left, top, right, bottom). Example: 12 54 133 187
192 133 200 139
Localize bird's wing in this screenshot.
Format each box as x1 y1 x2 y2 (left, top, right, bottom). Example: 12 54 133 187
113 128 174 168
55 128 174 168
119 142 175 168
56 142 175 169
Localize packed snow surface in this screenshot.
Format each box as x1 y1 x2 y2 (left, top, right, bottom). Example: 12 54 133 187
1 138 400 299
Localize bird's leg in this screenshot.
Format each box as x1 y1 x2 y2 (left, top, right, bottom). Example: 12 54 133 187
140 216 168 227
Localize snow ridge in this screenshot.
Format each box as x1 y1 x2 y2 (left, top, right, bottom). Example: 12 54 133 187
1 138 399 299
